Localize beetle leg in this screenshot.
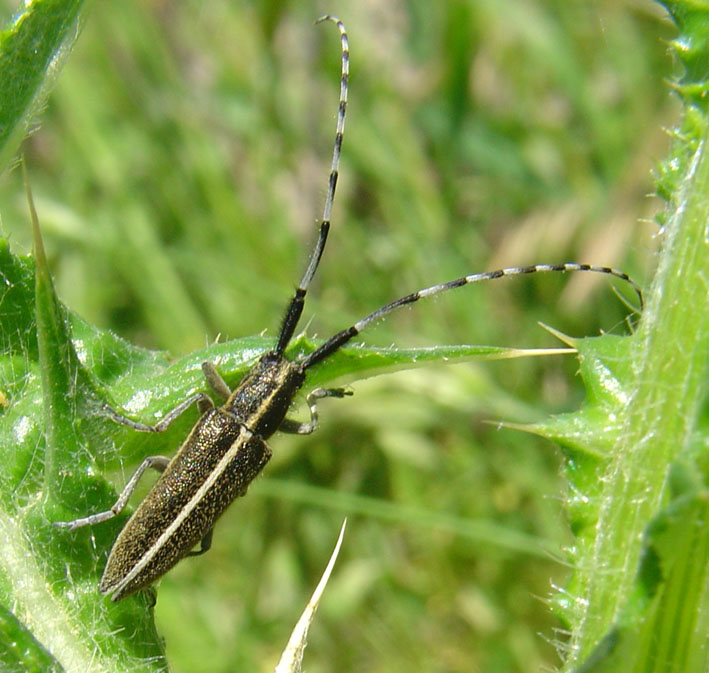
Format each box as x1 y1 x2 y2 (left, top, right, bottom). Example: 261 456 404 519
201 361 232 399
186 528 213 557
279 387 352 435
103 392 214 433
55 455 170 530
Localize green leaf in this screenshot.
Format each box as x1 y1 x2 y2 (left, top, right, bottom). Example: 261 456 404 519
569 493 709 673
1 178 168 671
0 602 65 673
0 0 88 171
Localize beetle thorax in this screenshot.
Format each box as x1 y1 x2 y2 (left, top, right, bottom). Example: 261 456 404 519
223 352 305 438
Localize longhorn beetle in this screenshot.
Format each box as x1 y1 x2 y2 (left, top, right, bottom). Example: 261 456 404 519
55 15 643 602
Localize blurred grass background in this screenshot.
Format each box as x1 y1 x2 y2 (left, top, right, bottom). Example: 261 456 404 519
0 1 676 672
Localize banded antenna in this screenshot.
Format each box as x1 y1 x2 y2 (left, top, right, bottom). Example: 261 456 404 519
269 16 643 373
275 15 349 355
299 263 643 371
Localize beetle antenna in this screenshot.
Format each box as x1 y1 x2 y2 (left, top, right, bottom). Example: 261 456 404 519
275 15 349 355
299 263 643 370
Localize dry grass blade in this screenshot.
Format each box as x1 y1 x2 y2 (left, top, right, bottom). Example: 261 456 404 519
274 520 347 673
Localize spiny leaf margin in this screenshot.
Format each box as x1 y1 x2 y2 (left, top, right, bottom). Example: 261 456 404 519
525 2 709 670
